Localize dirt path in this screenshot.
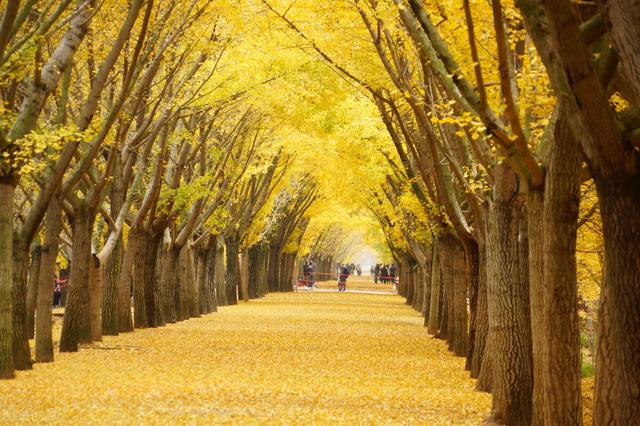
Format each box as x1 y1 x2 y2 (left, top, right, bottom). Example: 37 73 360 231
0 291 490 424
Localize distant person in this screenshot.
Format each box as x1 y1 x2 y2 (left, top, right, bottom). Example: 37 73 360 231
381 265 389 284
338 264 349 292
389 264 397 284
374 263 381 284
309 260 316 288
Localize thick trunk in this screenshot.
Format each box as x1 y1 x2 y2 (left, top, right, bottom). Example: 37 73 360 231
541 110 582 425
225 234 240 305
35 198 62 363
0 181 15 378
11 235 31 370
487 164 533 425
428 238 441 335
60 206 94 352
26 245 41 340
101 236 122 335
593 175 640 424
477 228 493 393
527 186 547 426
440 233 468 357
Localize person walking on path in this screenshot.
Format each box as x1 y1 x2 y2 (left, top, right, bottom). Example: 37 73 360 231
337 264 349 292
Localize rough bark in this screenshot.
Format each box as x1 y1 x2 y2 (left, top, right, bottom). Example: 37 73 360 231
487 164 533 425
131 229 148 328
11 236 31 369
593 175 640 424
527 186 547 425
470 240 488 379
0 180 15 378
35 198 62 363
101 237 122 336
60 206 94 352
542 107 582 424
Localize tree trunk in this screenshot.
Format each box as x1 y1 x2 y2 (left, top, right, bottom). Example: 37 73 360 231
26 245 41 340
0 180 15 378
89 254 102 342
487 164 533 425
101 236 122 336
239 250 249 302
130 229 148 328
466 239 480 372
11 235 31 369
593 175 640 424
541 109 582 425
160 246 179 323
143 232 160 327
470 240 488 379
35 197 62 363
440 233 468 357
214 235 227 306
196 245 208 315
428 238 441 335
117 232 136 333
527 186 547 426
225 233 239 305
60 206 94 352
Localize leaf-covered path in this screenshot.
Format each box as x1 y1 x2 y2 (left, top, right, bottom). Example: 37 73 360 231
1 291 490 424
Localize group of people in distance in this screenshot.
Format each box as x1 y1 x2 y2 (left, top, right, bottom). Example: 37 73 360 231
302 260 317 289
371 263 397 284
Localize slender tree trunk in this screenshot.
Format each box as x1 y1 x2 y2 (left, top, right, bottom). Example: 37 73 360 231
466 239 480 372
239 250 249 302
0 180 15 378
593 175 640 424
205 236 218 312
440 234 468 357
160 246 179 323
130 229 148 328
143 232 160 327
225 233 240 304
422 248 432 324
60 206 94 352
35 198 62 363
214 235 227 306
428 238 441 335
117 232 136 333
196 245 208 315
101 237 122 335
487 164 533 425
412 265 424 312
26 245 41 340
89 254 102 342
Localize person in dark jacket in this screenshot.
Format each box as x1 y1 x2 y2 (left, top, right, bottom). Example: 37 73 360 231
338 264 349 292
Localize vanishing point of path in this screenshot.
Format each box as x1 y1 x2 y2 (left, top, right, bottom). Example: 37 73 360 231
0 290 490 424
